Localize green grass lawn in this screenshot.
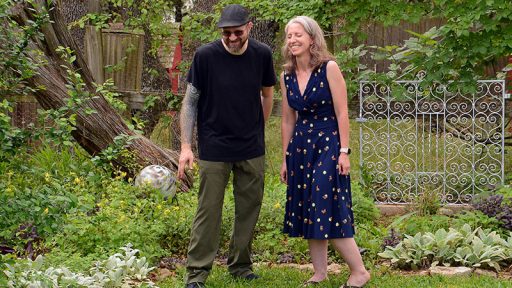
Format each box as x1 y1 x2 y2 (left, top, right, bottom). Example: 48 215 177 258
158 265 512 288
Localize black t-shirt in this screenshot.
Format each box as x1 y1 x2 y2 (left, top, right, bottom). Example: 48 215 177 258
187 39 276 161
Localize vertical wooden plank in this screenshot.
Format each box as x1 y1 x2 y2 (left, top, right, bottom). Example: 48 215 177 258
84 25 104 84
88 0 101 13
379 22 386 72
116 33 124 90
124 35 130 91
136 33 144 91
101 29 110 84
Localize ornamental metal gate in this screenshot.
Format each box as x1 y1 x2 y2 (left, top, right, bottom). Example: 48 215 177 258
358 79 506 205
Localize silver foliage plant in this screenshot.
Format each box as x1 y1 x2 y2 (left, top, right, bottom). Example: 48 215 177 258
379 224 512 271
3 244 157 288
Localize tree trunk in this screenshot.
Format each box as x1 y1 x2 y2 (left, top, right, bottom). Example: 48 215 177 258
10 1 193 189
56 0 87 53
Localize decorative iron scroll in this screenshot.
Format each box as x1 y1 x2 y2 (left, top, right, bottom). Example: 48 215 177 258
359 80 505 205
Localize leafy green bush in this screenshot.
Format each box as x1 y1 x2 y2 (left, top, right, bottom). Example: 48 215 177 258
379 224 512 271
354 223 386 263
0 145 103 255
496 185 512 198
388 213 451 237
50 175 175 262
0 142 165 263
352 183 380 225
473 192 512 231
412 189 441 217
0 100 29 161
452 210 505 235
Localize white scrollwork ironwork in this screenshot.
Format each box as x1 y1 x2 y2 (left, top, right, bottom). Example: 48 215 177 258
359 80 505 205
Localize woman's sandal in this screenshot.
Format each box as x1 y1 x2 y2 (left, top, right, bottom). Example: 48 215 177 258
341 283 365 288
301 277 328 287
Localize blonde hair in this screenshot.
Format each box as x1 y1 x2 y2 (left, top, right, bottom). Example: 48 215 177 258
281 16 335 73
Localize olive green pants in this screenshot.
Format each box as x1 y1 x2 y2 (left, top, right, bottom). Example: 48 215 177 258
185 155 265 284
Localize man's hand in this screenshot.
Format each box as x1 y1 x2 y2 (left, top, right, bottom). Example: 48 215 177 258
178 148 194 180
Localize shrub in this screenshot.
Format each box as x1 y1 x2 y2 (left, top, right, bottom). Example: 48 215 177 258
352 183 380 225
0 100 29 161
473 193 512 231
413 189 441 216
497 205 512 231
50 176 174 262
0 145 99 256
474 194 504 217
0 143 175 263
354 223 386 263
389 213 451 237
496 185 512 198
453 210 504 235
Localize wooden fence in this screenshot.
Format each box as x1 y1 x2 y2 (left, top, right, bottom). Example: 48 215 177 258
85 25 145 91
8 95 39 129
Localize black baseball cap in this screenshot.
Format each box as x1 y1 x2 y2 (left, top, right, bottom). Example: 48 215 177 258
217 4 249 28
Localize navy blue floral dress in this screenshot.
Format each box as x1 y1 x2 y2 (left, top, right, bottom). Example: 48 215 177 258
283 62 355 239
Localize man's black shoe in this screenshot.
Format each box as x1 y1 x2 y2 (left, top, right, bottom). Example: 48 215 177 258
234 273 260 280
185 282 205 288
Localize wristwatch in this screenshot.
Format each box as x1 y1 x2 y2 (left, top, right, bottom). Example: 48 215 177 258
340 147 351 155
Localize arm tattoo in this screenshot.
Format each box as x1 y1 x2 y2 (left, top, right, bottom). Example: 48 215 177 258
180 83 200 146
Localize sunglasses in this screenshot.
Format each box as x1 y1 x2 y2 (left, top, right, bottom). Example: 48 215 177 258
221 29 245 37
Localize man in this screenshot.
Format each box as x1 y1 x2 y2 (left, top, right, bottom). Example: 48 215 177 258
177 4 276 288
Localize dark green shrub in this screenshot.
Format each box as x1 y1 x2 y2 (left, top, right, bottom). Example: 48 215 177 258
473 192 512 231
352 183 380 224
390 213 451 237
0 145 99 256
452 210 505 235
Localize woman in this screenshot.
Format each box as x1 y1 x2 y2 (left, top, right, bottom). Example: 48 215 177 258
280 16 371 288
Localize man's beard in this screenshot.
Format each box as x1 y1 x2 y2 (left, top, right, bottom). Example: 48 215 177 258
226 38 248 53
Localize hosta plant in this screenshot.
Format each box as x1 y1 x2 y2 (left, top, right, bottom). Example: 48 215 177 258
3 244 157 288
379 224 512 271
